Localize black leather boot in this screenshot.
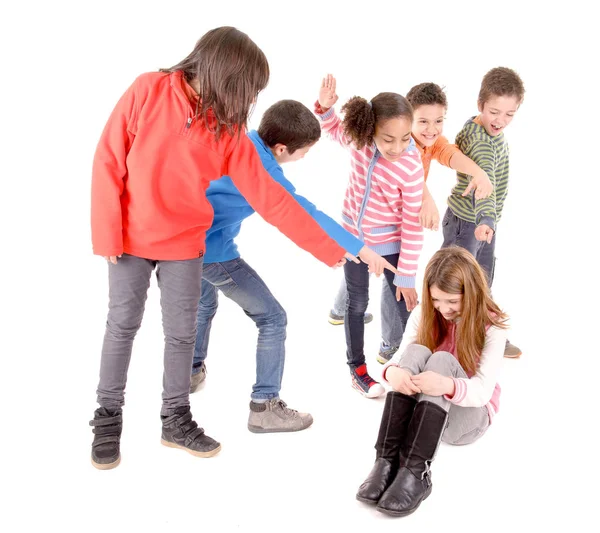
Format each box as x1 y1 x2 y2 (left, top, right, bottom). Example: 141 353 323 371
376 400 448 517
356 392 417 504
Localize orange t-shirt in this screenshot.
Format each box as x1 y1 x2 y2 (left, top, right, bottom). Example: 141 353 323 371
413 135 461 180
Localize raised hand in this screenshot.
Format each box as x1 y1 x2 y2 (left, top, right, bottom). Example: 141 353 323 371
319 74 339 110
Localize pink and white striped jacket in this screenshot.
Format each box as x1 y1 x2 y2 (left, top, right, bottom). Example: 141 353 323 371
316 105 425 287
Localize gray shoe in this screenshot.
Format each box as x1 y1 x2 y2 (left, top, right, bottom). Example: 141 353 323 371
248 398 313 433
504 340 522 359
190 364 207 393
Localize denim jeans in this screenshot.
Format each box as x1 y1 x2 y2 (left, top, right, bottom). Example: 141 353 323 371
96 253 204 416
332 275 403 349
441 208 496 287
343 253 411 368
193 258 287 400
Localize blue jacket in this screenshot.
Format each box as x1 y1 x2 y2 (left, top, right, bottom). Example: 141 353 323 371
203 130 363 264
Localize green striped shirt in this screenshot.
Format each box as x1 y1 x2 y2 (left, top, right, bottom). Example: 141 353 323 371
447 117 509 230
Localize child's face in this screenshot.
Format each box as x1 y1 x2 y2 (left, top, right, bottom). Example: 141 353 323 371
411 104 446 148
275 143 314 164
478 95 520 137
374 117 412 162
430 284 463 321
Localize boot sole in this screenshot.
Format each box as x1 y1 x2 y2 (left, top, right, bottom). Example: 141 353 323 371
247 421 313 433
160 439 222 458
328 318 344 325
376 485 432 517
356 494 379 505
91 456 121 470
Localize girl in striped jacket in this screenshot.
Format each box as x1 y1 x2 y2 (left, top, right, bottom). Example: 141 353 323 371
356 247 508 517
315 75 425 398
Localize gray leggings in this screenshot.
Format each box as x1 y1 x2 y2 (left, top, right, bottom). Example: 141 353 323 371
399 344 490 445
96 254 204 416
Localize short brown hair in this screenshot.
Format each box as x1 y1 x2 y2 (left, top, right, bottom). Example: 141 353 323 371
258 100 321 154
341 92 413 150
406 83 447 110
478 67 525 107
161 26 269 140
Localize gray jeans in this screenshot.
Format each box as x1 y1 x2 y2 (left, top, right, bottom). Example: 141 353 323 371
399 344 490 445
96 253 204 416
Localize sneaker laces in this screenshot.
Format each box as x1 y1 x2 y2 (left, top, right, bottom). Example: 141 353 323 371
272 399 298 418
355 365 377 387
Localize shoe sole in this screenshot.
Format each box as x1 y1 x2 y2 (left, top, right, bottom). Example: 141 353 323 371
376 355 391 365
248 421 313 433
503 352 522 359
376 485 432 517
351 381 385 399
91 456 121 470
160 439 222 458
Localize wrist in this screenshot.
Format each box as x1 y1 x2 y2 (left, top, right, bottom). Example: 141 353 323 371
445 377 455 396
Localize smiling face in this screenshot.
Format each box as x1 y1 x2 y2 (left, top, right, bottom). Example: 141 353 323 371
373 116 413 162
411 104 446 148
430 284 463 321
477 95 520 137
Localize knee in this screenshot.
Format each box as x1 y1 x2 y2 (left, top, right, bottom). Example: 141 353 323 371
423 351 457 374
403 344 432 360
257 305 287 331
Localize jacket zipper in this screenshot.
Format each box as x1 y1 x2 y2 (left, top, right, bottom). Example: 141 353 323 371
356 148 380 241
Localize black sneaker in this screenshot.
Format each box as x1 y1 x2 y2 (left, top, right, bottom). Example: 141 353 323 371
161 406 221 458
328 310 374 326
350 364 385 398
376 343 399 364
89 407 122 470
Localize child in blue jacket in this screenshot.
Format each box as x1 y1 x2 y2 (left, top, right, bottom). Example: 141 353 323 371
191 99 393 433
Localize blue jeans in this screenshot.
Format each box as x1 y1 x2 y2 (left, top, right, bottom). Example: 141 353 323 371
441 208 496 287
332 275 403 349
193 258 287 400
343 253 411 368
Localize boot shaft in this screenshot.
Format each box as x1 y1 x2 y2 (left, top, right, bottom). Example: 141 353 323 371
375 392 417 461
401 400 448 477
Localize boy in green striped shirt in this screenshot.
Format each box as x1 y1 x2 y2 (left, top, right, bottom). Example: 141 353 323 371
442 67 525 358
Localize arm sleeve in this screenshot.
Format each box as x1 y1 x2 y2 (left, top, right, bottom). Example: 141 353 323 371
224 134 346 266
91 79 139 256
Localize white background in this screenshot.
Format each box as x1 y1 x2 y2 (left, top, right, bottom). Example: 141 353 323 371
1 1 598 531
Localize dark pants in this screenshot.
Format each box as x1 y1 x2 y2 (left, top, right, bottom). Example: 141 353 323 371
344 253 411 367
441 208 496 287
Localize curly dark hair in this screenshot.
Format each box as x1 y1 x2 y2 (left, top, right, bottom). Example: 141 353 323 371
406 82 447 110
478 67 525 107
258 100 321 154
341 92 413 150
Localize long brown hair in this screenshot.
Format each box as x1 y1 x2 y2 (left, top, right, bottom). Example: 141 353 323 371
161 26 270 140
341 92 413 150
416 247 508 375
